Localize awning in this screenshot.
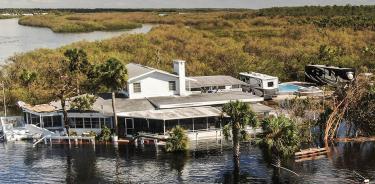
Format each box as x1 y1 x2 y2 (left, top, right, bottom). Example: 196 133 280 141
117 106 224 121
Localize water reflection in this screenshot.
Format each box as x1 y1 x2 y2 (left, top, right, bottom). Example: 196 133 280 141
0 141 375 183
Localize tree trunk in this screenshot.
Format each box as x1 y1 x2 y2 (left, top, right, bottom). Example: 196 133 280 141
112 92 118 136
232 121 240 171
61 95 69 135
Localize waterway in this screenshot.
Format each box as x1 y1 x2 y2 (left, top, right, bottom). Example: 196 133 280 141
0 18 153 63
0 141 374 183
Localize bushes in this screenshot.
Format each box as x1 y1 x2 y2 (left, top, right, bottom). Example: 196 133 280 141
166 126 189 152
3 10 375 107
97 125 112 142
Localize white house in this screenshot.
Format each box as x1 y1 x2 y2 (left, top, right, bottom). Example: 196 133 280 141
126 60 195 99
17 60 274 138
126 60 247 99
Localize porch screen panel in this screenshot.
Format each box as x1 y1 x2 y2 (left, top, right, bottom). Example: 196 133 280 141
194 118 207 130
43 116 53 127
149 120 164 134
105 118 113 128
31 114 40 125
208 117 220 129
84 118 91 128
68 118 76 128
133 118 148 133
165 120 178 132
91 118 100 128
75 118 84 128
53 116 62 127
179 119 193 131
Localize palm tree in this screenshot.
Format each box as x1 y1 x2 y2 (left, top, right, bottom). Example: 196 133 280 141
96 58 127 137
260 115 300 167
166 125 189 152
222 100 258 171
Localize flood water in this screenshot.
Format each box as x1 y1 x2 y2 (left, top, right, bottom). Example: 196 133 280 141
0 141 374 183
0 18 153 63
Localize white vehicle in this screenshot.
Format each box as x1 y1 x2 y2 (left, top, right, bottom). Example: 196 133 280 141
239 72 279 99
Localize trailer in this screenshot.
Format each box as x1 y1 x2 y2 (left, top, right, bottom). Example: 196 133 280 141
239 72 279 100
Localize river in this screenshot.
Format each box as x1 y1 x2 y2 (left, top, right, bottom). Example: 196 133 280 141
0 141 374 183
0 18 153 63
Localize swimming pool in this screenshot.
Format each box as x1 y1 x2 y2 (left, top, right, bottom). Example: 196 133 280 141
278 83 303 93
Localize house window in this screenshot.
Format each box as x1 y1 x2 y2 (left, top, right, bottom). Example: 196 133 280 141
169 81 176 91
268 82 274 87
218 86 225 89
133 83 141 93
232 84 240 89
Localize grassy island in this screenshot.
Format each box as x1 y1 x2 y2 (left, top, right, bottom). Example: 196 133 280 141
0 15 18 19
1 6 375 107
18 13 143 33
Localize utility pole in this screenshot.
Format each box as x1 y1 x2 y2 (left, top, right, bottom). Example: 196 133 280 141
2 82 6 117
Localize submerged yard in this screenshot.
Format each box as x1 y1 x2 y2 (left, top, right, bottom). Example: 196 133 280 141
1 140 374 183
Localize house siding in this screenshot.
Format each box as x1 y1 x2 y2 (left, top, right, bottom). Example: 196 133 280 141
128 72 179 99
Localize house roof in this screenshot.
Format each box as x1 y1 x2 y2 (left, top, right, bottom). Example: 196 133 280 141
127 63 182 82
148 91 264 109
118 106 224 120
19 93 156 116
117 103 273 120
239 72 278 80
16 101 58 113
92 95 155 116
188 75 247 88
126 63 195 82
127 63 155 79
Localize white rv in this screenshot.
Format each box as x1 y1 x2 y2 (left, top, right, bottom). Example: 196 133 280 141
239 72 279 99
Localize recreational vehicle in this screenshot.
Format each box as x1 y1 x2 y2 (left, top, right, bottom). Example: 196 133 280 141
239 72 279 99
305 65 355 86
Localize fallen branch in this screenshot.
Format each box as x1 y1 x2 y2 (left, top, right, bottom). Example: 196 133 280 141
334 136 375 143
271 164 300 176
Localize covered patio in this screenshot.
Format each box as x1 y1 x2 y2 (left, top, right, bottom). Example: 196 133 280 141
117 106 227 137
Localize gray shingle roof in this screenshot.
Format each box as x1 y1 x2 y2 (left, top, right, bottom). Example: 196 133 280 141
126 63 154 79
48 93 156 116
148 91 263 109
188 75 247 88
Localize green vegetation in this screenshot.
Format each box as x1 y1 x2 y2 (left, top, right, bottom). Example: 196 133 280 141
70 95 97 111
69 130 78 136
257 5 375 17
166 126 189 152
1 6 375 111
19 13 142 33
259 116 300 166
97 125 112 142
222 101 257 170
89 58 128 136
0 15 18 19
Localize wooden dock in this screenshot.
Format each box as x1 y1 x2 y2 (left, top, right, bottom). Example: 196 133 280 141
295 147 328 162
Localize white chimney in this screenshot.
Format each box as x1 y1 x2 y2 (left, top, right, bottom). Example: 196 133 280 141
173 59 187 96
